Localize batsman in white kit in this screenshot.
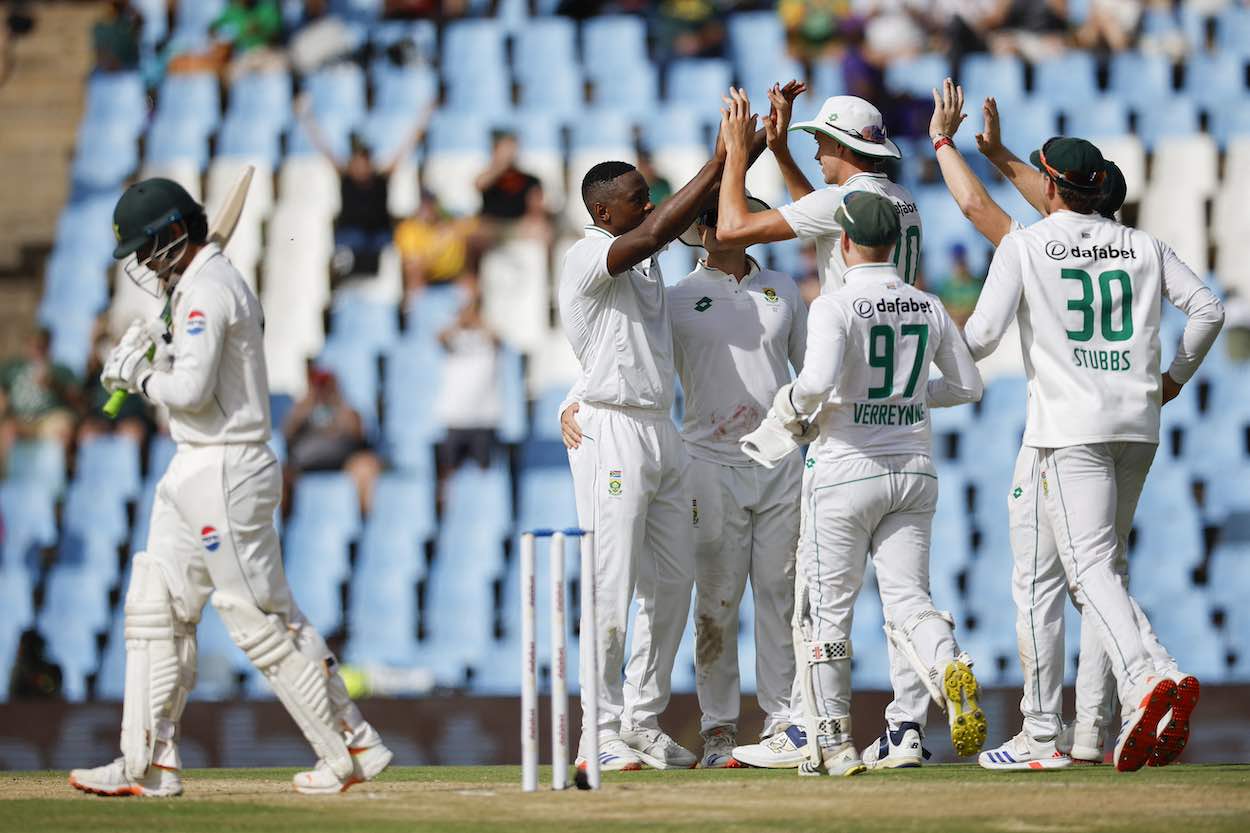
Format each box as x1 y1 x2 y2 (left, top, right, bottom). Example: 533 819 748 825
962 138 1224 772
743 190 987 776
666 196 808 768
69 179 390 797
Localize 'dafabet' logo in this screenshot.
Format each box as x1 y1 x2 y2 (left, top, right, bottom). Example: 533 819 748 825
201 526 221 552
186 309 207 335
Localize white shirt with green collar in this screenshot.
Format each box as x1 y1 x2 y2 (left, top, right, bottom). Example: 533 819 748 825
557 224 675 411
777 171 923 292
668 257 808 466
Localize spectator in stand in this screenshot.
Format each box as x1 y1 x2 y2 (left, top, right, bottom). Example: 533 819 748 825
779 0 852 62
475 130 551 245
653 0 726 62
298 95 430 283
93 0 142 73
638 151 674 206
8 629 62 701
77 320 154 447
0 329 82 465
394 190 479 297
1076 0 1143 54
283 363 382 515
435 287 501 490
987 0 1069 62
210 0 286 81
288 0 360 76
940 0 1012 71
384 0 469 18
935 242 984 327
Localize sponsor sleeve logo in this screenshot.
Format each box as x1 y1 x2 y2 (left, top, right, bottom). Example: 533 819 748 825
200 526 221 552
186 309 207 335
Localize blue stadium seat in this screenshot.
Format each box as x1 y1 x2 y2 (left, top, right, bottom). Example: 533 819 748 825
329 296 400 354
884 53 947 97
0 480 58 570
497 348 528 445
54 533 121 583
226 70 292 128
316 341 380 431
1141 593 1225 679
581 15 648 81
82 72 147 139
283 533 346 635
641 107 704 151
76 435 142 501
403 282 469 340
130 484 155 561
55 194 122 268
145 114 210 169
727 12 785 71
40 565 113 699
372 64 438 117
345 562 421 665
306 63 367 125
1216 5 1250 58
331 0 383 22
1108 51 1173 108
285 112 352 159
444 69 513 115
41 619 98 702
1136 96 1200 149
513 17 578 81
147 433 176 483
998 100 1058 160
1062 97 1130 139
517 464 577 533
44 310 95 378
423 112 492 156
131 0 167 47
39 250 109 319
1034 52 1099 100
961 54 1025 103
572 109 637 151
63 481 129 549
424 527 505 683
4 440 67 495
364 473 435 545
289 472 362 542
382 344 445 463
809 60 846 101
71 124 138 189
518 66 584 116
0 567 34 633
1184 51 1248 109
589 63 658 118
442 18 505 76
369 19 437 58
156 72 221 136
216 115 281 165
666 59 733 122
172 0 226 41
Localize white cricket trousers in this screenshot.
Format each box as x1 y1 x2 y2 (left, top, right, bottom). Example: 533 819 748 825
1008 445 1176 741
800 453 954 730
688 453 801 738
567 403 695 736
145 442 364 763
1036 442 1177 715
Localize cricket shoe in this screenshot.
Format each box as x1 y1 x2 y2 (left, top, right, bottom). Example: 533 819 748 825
576 733 643 772
293 742 394 795
799 741 866 778
68 758 183 797
1151 673 1200 767
699 727 742 768
730 725 807 769
943 659 988 756
862 722 930 770
978 732 1071 771
1114 676 1178 773
1068 724 1105 764
620 726 697 770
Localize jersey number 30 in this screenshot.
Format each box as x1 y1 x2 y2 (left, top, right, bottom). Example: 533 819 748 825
1063 268 1133 342
868 324 928 399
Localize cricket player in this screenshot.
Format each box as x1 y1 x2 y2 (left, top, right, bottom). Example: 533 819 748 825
669 197 807 767
715 85 922 292
745 184 987 776
69 179 390 797
556 109 777 770
964 137 1224 772
926 80 1174 770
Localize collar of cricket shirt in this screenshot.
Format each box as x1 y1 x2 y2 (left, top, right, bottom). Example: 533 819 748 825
180 241 223 285
843 262 901 284
695 255 760 285
843 171 889 188
582 224 616 240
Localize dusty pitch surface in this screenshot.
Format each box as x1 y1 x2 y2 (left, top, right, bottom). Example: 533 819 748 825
4 764 1250 832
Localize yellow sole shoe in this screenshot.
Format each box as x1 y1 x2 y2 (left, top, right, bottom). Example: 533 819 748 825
944 661 989 757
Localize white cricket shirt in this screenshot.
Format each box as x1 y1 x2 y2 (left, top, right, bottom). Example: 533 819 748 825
143 243 272 445
668 257 808 465
792 262 982 463
776 172 923 292
557 224 675 411
965 210 1224 447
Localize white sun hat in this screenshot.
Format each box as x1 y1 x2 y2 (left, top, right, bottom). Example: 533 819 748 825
679 193 771 247
788 95 902 160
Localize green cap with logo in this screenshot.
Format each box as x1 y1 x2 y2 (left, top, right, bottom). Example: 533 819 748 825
1029 137 1106 193
111 178 204 260
835 191 900 247
1098 160 1127 218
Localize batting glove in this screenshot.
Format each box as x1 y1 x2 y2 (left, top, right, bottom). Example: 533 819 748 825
102 321 154 394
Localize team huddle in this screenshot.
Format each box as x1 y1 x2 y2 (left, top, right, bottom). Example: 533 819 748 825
68 72 1224 797
556 78 1224 777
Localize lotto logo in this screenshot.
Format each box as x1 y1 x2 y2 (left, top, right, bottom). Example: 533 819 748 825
694 297 713 312
201 526 221 552
186 309 207 335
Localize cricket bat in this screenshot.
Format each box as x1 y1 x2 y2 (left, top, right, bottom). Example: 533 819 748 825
103 166 255 418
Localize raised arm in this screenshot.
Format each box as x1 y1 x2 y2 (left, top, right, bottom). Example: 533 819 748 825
718 88 800 246
295 94 346 174
380 103 435 177
930 79 1015 247
765 81 816 202
975 97 1048 217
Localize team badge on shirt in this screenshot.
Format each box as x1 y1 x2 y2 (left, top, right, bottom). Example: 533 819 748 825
694 297 713 312
763 288 778 303
1012 486 1023 500
201 526 221 552
186 309 207 336
607 469 623 497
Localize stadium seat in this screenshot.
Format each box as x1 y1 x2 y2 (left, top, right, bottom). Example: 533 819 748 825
1210 103 1250 147
589 62 659 118
82 72 147 140
1108 51 1173 108
39 250 110 320
1062 98 1129 139
62 481 129 550
145 114 210 170
960 54 1026 103
0 483 57 571
329 296 400 355
1139 188 1207 274
364 472 436 546
1136 97 1200 149
581 15 649 82
402 282 468 343
1216 5 1250 57
345 562 421 666
444 69 512 115
226 69 292 130
75 435 142 501
1089 135 1145 202
156 72 221 136
1150 134 1219 199
808 59 846 102
216 116 281 166
441 18 506 79
71 122 138 189
373 64 438 117
997 100 1058 160
665 59 733 123
883 52 947 97
513 17 578 82
383 339 447 456
305 63 367 126
172 0 226 41
510 113 567 212
314 340 380 430
1034 52 1099 100
1184 51 1247 108
518 66 585 117
282 534 346 635
421 114 491 216
289 472 362 542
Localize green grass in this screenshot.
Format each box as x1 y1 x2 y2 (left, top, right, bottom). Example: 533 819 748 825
4 764 1250 833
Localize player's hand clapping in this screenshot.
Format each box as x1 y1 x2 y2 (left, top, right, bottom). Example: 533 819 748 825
765 80 807 152
975 96 1005 159
929 77 967 142
720 88 758 160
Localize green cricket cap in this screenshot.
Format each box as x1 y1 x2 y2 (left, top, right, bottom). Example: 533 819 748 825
112 178 203 260
1028 137 1106 193
1098 160 1127 218
835 191 900 247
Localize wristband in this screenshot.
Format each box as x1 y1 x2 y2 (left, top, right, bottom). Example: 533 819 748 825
933 135 954 153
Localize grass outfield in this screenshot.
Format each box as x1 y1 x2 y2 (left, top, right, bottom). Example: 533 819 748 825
3 764 1250 833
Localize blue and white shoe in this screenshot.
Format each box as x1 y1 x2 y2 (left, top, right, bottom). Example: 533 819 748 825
862 722 930 770
576 733 643 772
730 725 808 769
978 732 1071 771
